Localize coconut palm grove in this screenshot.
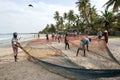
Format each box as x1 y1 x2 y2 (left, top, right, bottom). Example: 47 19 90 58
42 0 120 35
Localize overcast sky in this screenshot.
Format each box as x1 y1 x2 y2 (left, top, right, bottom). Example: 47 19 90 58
0 0 108 33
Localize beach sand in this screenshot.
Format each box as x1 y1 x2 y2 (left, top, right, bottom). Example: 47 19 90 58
0 36 68 80
0 35 120 80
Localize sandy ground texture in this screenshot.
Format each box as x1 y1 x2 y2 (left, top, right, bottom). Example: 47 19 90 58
108 38 120 63
0 43 68 80
0 36 120 80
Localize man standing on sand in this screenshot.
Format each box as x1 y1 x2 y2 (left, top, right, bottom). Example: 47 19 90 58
11 32 20 62
76 36 91 57
58 34 61 43
38 33 40 39
103 30 108 43
46 33 49 41
97 30 103 39
64 33 70 50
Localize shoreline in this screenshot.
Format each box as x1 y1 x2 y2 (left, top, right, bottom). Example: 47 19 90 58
0 34 46 48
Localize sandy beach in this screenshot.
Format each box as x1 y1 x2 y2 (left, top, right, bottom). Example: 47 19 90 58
0 35 120 80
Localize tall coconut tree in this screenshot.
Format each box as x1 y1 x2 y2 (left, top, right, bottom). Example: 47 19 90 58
59 16 64 31
54 11 60 31
89 6 99 30
63 12 67 20
115 13 120 31
42 24 49 33
75 14 86 32
101 10 115 31
63 12 68 30
67 10 76 30
104 0 120 12
76 0 90 27
54 11 60 21
49 24 56 33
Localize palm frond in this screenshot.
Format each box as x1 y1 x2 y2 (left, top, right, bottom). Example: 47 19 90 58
113 0 120 12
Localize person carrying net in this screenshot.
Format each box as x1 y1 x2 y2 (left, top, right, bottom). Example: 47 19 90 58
11 32 20 62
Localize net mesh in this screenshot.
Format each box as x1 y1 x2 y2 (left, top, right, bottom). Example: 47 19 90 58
20 35 120 79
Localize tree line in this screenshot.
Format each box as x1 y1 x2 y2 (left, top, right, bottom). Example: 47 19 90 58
42 0 120 35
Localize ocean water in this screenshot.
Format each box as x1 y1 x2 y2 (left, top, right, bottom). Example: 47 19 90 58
0 33 34 47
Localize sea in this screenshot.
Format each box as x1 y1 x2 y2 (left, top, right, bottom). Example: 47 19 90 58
0 33 34 47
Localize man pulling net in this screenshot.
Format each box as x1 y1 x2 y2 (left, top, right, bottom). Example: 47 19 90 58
76 35 91 57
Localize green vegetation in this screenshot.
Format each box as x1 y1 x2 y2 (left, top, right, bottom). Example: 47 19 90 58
42 0 120 35
109 36 120 38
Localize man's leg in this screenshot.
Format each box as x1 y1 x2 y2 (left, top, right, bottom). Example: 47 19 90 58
14 47 18 62
67 43 70 49
65 43 67 50
83 45 86 56
87 44 89 51
14 55 17 62
76 48 80 56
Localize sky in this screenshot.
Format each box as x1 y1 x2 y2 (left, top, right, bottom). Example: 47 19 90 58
0 0 108 33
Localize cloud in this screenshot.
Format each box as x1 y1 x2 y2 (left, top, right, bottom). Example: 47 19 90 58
91 0 109 13
0 0 108 33
0 0 78 33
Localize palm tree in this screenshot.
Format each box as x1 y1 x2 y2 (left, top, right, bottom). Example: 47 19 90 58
63 12 68 30
75 14 86 32
54 11 60 31
104 0 120 12
54 11 60 21
42 24 49 33
101 10 115 31
115 13 120 31
63 12 67 20
76 0 91 32
89 6 99 30
67 10 76 30
59 16 64 31
49 24 56 33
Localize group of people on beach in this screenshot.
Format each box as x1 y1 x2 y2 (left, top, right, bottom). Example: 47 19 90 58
46 33 62 43
64 29 108 57
11 30 108 62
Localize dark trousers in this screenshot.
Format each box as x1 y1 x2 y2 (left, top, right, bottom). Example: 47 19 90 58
65 42 70 50
105 39 108 43
76 44 89 57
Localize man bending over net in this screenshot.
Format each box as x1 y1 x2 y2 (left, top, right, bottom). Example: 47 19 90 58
76 36 91 57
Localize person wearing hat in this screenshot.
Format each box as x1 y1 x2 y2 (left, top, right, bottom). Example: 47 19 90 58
103 30 108 43
11 32 20 62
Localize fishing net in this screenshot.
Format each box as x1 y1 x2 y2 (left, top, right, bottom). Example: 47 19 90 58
20 36 120 80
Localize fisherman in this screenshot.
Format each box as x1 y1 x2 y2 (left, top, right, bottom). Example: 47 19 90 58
103 30 108 43
38 33 40 39
97 30 103 39
51 33 54 41
76 35 91 57
11 32 20 62
46 33 49 41
58 34 61 43
64 33 70 50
